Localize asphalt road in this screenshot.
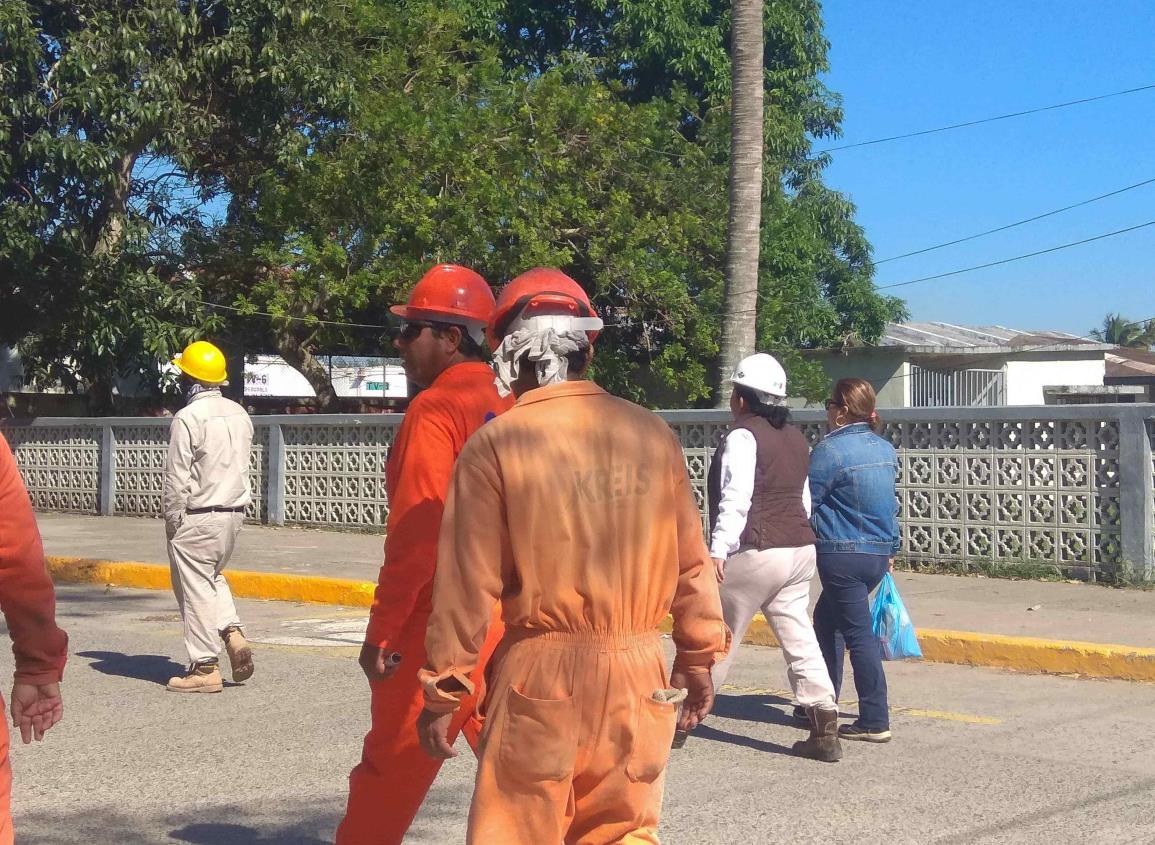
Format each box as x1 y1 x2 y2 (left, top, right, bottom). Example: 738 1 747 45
7 585 1155 845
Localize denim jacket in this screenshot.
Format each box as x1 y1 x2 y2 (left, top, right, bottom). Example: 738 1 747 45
808 422 901 556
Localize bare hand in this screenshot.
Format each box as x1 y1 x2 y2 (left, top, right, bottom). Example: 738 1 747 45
669 669 714 732
359 643 401 683
711 557 726 583
888 557 895 573
11 682 63 744
417 708 458 760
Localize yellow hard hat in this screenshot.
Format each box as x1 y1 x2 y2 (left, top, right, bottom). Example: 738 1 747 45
172 340 228 384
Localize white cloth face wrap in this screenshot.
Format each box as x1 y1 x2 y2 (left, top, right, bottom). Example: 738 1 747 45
493 314 604 398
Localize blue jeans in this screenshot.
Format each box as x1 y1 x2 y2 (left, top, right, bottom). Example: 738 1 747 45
813 552 890 731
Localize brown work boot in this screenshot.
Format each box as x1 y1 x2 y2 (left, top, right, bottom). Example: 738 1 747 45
167 662 223 694
792 706 843 762
221 625 254 682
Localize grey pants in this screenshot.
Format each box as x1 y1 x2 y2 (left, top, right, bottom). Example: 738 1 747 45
711 545 837 709
167 511 244 664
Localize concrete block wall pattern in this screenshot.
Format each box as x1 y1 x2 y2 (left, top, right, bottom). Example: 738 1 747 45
3 405 1153 580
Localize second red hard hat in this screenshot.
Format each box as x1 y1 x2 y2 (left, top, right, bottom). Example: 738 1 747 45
390 264 495 326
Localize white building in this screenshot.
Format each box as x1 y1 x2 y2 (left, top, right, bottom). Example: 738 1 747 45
243 355 408 400
0 347 409 403
805 323 1116 408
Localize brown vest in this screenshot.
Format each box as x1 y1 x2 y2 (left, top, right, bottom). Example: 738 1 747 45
707 416 816 551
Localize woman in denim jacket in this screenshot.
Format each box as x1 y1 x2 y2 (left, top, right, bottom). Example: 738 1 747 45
808 378 900 743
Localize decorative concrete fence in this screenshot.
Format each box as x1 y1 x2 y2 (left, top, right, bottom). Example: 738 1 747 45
4 405 1153 580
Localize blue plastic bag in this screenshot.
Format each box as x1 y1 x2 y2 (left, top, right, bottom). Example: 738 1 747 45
870 573 922 660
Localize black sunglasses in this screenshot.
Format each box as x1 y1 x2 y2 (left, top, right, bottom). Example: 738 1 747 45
397 321 436 342
825 398 843 410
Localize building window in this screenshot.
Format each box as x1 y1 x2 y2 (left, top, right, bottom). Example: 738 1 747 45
910 365 1006 407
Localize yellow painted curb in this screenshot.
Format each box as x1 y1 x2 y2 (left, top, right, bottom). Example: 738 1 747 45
47 557 375 608
914 627 1155 683
661 611 1155 683
49 558 1155 683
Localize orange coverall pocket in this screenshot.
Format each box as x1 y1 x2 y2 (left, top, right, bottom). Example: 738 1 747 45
625 695 678 783
498 687 578 782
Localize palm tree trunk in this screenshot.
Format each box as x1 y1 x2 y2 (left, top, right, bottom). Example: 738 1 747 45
717 0 764 405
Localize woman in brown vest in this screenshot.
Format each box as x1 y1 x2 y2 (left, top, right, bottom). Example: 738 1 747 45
705 354 841 762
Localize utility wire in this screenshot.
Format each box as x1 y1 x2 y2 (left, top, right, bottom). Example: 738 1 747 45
817 83 1155 153
195 222 1155 334
727 218 1155 314
818 313 1155 387
875 176 1155 264
875 219 1155 291
194 298 392 331
194 293 1152 394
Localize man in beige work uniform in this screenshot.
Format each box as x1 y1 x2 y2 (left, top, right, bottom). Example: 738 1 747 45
163 340 255 693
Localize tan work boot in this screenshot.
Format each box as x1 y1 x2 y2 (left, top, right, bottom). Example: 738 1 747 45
167 662 223 694
792 706 843 762
221 625 254 683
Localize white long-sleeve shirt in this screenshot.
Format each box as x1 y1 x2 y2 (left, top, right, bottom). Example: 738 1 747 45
163 390 254 533
708 428 811 560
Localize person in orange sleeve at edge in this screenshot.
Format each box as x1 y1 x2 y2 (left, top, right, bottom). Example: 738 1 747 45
335 264 512 845
0 436 69 845
416 268 730 845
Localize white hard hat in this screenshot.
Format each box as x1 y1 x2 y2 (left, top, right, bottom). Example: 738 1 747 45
730 353 787 399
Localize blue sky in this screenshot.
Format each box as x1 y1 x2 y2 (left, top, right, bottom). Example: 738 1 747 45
819 1 1155 336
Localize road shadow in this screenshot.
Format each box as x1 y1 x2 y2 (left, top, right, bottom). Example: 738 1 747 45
711 693 801 728
18 587 168 622
932 776 1155 844
170 823 329 845
691 723 796 757
76 650 186 685
15 805 343 845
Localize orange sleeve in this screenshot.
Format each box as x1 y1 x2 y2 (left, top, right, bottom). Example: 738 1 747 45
419 445 508 713
0 437 68 685
364 403 457 648
666 433 730 675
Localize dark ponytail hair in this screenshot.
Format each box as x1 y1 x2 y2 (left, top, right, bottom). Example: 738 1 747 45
735 385 790 429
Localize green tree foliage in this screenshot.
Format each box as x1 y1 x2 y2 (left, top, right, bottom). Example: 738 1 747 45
3 0 903 408
1089 313 1155 349
458 0 907 400
198 0 903 406
0 0 350 408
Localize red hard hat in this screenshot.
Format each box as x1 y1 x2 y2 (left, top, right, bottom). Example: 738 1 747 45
390 264 495 325
488 268 600 346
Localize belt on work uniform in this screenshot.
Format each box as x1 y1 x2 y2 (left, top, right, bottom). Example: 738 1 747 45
185 506 246 514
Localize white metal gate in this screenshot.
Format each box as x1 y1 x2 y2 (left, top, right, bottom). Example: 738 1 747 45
910 365 1006 407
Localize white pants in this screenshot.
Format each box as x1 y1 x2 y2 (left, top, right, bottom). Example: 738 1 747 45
711 545 837 710
167 511 244 664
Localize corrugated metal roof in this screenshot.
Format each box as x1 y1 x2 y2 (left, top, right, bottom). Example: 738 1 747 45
880 322 1097 350
1106 348 1155 378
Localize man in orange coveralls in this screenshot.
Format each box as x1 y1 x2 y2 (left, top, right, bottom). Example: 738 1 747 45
335 264 511 845
417 268 729 845
0 436 69 845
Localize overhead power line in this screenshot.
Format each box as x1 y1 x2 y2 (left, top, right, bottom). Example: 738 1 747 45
875 219 1155 291
195 299 391 331
728 218 1155 316
875 176 1155 264
195 221 1155 331
819 311 1155 387
817 83 1155 153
